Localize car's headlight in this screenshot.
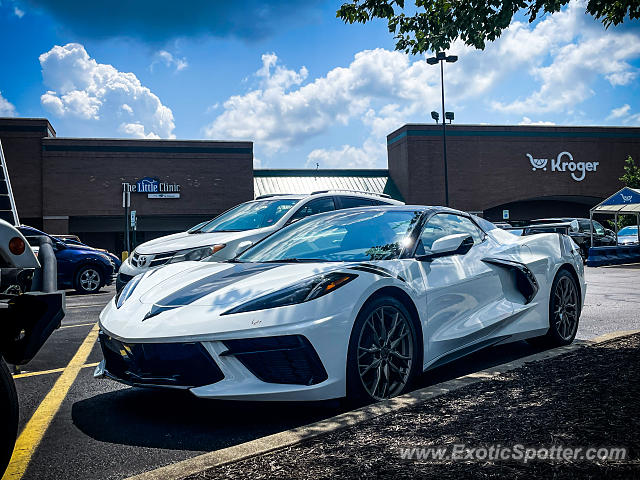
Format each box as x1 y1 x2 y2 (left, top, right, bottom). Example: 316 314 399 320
222 272 357 315
167 245 225 264
115 274 143 308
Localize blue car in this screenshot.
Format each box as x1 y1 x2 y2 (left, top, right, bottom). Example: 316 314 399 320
18 226 117 294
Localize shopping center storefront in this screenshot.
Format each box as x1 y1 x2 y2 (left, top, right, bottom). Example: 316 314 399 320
2 117 639 253
387 124 640 222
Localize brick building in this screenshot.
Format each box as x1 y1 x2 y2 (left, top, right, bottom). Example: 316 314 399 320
1 117 639 253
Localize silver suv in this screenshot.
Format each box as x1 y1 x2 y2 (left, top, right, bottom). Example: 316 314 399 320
116 190 403 290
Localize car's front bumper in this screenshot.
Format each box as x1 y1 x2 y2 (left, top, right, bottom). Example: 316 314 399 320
95 309 351 401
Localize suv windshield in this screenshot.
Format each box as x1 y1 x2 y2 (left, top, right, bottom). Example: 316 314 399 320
238 209 423 262
196 199 299 233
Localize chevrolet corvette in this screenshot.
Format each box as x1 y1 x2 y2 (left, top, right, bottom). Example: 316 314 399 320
96 206 585 402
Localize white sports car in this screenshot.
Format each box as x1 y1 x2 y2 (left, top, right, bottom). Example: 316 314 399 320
96 206 586 402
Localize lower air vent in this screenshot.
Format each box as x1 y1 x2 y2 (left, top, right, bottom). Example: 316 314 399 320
222 335 328 386
99 333 224 388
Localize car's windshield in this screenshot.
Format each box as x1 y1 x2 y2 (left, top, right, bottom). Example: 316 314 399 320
237 209 424 263
196 199 299 233
618 226 638 236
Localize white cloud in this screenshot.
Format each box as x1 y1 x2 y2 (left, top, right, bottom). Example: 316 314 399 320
492 1 640 115
151 50 188 72
0 91 17 116
608 104 631 119
204 49 444 165
204 0 640 167
39 43 175 138
13 6 24 17
607 104 640 125
519 117 556 126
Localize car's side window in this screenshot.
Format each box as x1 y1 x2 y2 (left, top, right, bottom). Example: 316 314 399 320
593 221 605 235
337 196 376 209
579 220 591 233
415 213 484 255
289 197 336 222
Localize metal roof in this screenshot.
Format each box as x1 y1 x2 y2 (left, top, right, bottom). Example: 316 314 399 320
253 169 404 201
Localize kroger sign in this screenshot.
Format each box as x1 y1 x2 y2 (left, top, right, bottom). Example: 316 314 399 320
527 151 598 182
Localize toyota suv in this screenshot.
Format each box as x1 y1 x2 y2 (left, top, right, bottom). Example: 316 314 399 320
116 191 403 290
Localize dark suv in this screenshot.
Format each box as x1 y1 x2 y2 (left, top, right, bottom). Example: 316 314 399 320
530 218 616 260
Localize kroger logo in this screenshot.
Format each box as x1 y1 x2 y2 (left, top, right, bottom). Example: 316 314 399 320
527 151 598 182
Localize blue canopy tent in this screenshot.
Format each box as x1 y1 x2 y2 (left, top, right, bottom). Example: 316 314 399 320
588 187 640 266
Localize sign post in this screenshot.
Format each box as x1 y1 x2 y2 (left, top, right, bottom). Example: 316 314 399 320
122 185 131 255
130 210 137 251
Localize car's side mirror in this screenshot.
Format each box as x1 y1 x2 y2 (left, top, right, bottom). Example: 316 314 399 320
604 229 615 237
235 240 253 256
416 234 474 261
569 220 579 233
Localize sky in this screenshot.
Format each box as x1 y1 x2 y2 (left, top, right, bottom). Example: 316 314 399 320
0 0 639 169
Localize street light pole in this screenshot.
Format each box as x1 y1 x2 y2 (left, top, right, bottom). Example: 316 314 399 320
427 52 457 207
440 59 449 207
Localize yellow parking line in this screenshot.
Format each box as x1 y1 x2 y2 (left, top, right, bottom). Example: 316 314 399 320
12 363 100 380
2 324 100 480
58 322 97 329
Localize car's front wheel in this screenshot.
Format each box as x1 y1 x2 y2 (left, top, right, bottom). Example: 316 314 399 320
74 266 102 294
0 357 18 477
347 296 420 403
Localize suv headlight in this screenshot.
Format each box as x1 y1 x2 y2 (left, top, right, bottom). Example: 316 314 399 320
167 245 225 264
222 272 357 315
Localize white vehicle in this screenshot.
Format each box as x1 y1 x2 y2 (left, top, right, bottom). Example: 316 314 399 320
116 191 402 291
97 206 585 403
617 226 639 245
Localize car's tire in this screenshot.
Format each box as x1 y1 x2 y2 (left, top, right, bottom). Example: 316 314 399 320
346 296 420 404
527 268 580 349
0 357 18 477
74 265 103 294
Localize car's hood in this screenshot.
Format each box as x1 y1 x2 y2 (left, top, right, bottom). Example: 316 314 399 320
101 260 365 340
135 228 273 254
129 261 345 308
618 235 639 243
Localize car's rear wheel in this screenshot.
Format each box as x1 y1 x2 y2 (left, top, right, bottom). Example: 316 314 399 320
347 296 419 403
528 269 580 348
74 266 102 294
0 357 18 477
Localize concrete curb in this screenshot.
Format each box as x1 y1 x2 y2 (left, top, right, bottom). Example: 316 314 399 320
125 330 640 480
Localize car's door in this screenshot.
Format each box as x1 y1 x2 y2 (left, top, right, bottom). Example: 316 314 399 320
24 234 69 287
415 213 514 368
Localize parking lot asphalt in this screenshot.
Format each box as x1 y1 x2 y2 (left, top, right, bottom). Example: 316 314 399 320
6 265 640 480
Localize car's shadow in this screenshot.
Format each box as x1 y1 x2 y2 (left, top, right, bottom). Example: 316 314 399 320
72 340 554 452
